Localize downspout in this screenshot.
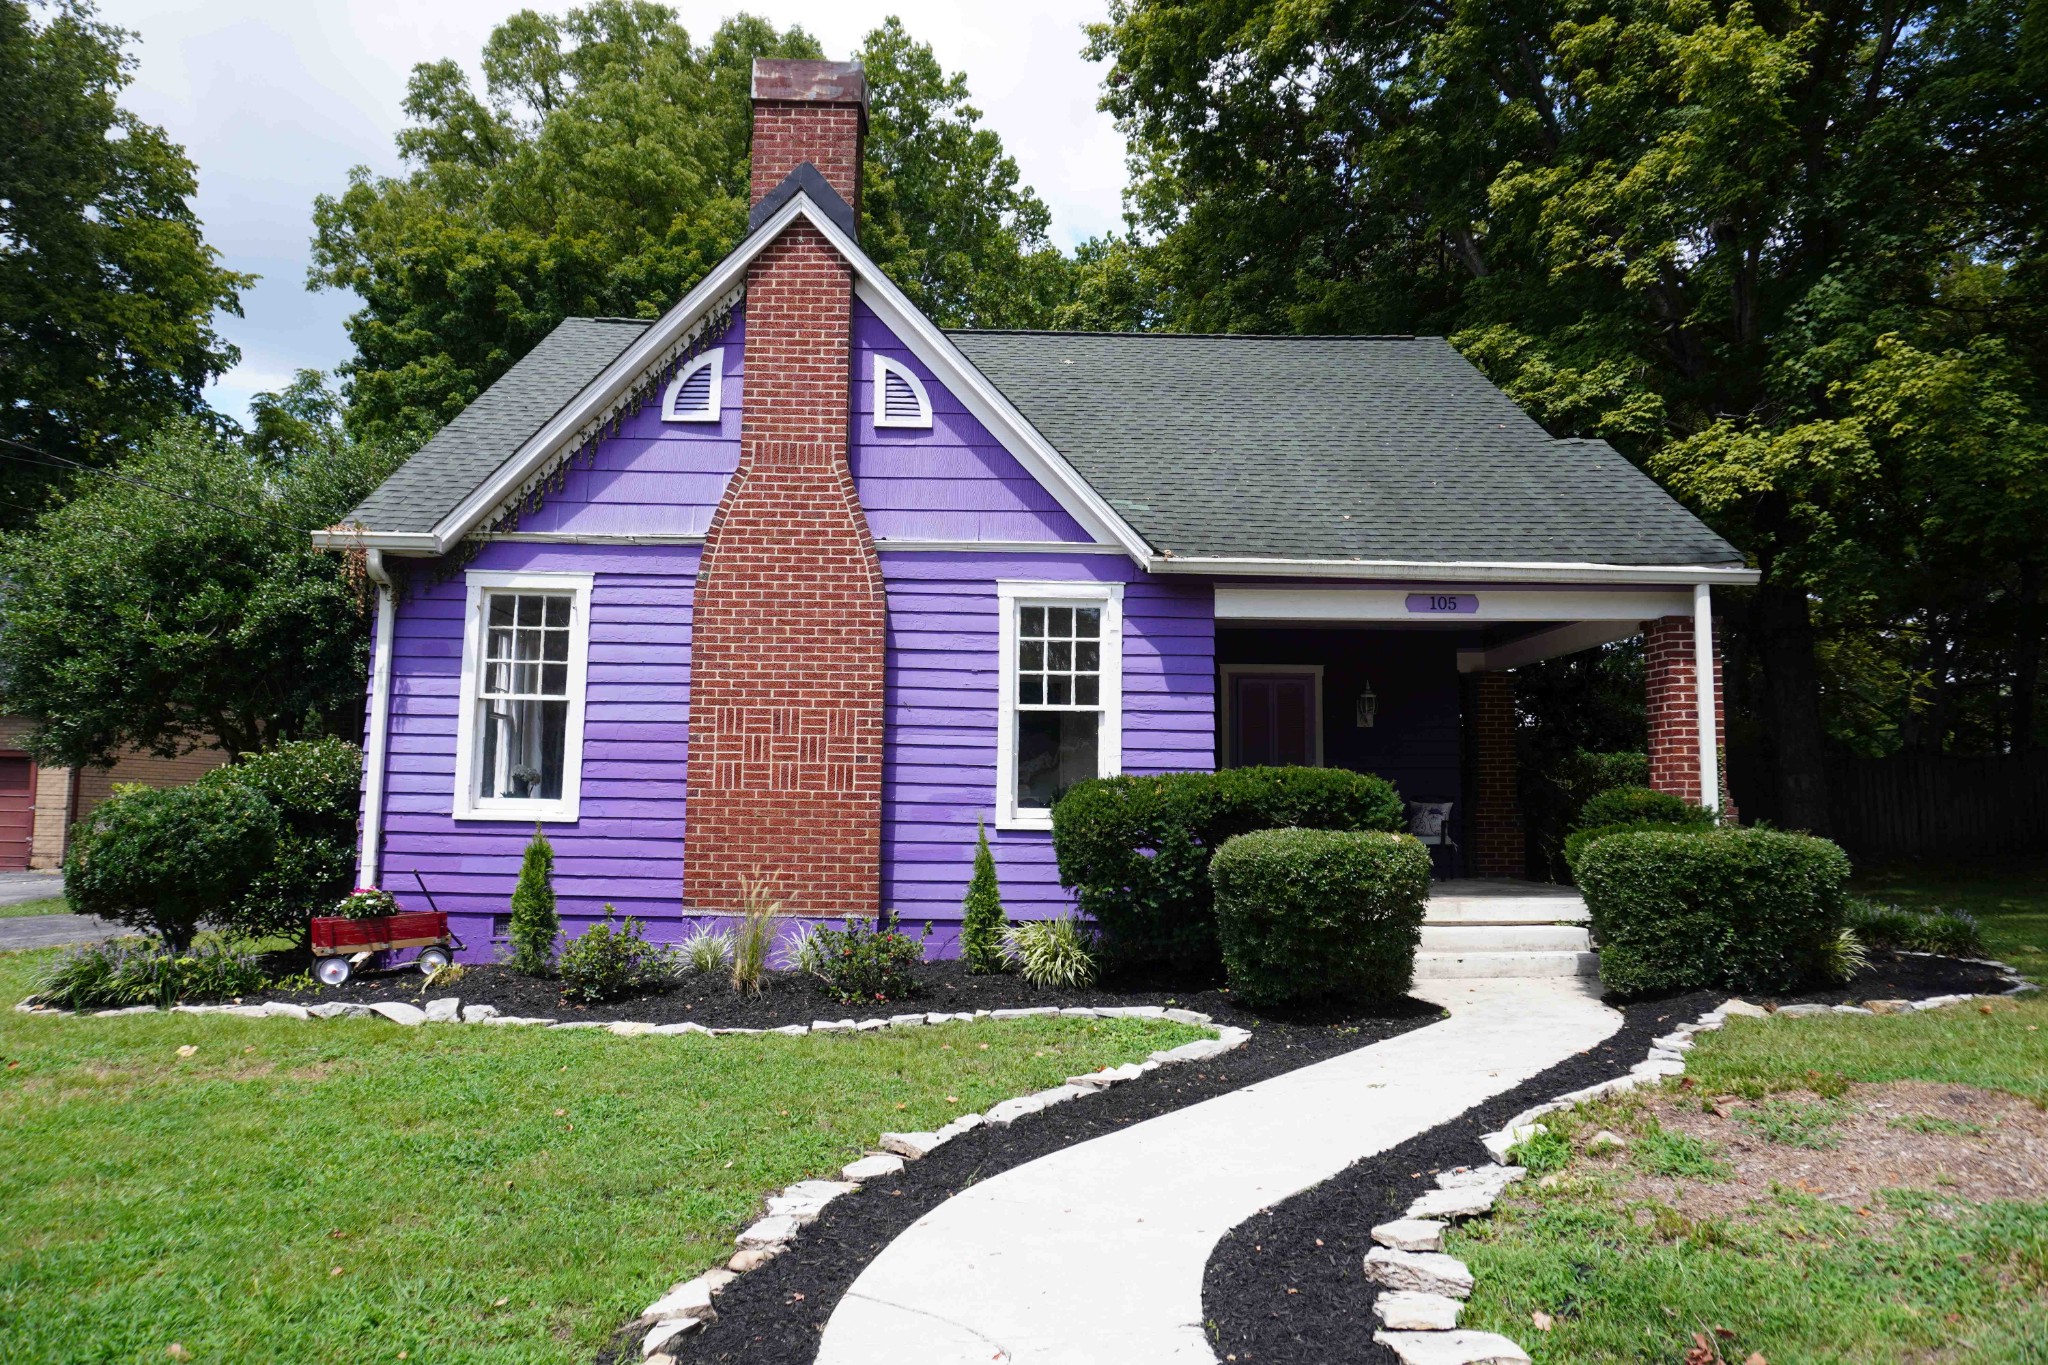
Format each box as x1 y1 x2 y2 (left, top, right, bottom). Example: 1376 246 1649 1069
1693 582 1721 815
358 549 397 888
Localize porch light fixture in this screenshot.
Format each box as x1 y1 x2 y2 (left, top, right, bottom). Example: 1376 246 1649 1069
1355 681 1377 728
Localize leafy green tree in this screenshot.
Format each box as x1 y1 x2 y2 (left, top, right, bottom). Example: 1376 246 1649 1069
312 5 1071 448
959 817 1007 973
0 0 250 516
0 384 399 764
1088 0 2048 822
507 826 559 974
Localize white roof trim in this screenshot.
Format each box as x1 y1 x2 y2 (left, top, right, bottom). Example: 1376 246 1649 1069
413 190 1151 561
1149 555 1761 586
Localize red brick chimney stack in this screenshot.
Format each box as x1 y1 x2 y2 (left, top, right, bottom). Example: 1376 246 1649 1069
748 58 867 217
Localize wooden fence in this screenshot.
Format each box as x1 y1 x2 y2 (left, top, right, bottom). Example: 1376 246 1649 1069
1823 751 2048 860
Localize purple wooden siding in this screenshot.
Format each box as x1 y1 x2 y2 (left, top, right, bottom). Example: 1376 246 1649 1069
514 312 745 537
851 302 1092 544
372 540 697 954
880 551 1215 943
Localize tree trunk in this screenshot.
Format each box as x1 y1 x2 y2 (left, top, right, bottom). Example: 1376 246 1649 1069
2013 560 2042 753
1749 578 1833 835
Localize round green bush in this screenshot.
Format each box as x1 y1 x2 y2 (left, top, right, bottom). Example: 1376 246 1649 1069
1209 827 1430 1008
1052 766 1407 971
64 782 281 951
1575 827 1852 994
1574 785 1709 832
198 738 363 940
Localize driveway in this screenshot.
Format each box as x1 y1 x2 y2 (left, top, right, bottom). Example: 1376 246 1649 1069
0 872 121 952
0 870 63 907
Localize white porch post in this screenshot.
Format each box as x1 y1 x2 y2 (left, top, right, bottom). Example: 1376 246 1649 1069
1692 581 1720 814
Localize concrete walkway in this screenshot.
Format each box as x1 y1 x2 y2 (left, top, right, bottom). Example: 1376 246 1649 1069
815 976 1621 1365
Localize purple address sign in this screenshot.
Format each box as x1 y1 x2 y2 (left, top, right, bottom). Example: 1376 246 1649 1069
1405 592 1479 614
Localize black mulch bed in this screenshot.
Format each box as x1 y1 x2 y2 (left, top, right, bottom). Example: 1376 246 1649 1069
253 955 1432 1033
1200 948 2015 1365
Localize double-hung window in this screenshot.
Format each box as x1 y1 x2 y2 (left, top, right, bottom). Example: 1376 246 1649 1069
453 571 593 822
995 582 1123 829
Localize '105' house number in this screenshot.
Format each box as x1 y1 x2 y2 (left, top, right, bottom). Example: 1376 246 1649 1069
1405 593 1479 614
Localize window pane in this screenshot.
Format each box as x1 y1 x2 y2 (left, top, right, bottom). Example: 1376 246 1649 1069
1048 606 1073 637
543 630 569 662
541 663 567 695
1020 674 1043 705
516 595 542 626
1075 675 1099 706
513 661 539 694
1047 641 1071 671
477 697 568 801
1047 674 1071 705
1016 711 1099 809
1020 606 1044 637
1019 640 1044 671
544 596 570 628
1075 607 1100 638
1076 640 1099 671
489 596 516 627
487 627 513 662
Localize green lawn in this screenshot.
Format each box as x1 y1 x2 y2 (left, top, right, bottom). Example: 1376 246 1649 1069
0 948 1202 1364
1853 860 2048 982
0 896 70 918
1454 991 2048 1363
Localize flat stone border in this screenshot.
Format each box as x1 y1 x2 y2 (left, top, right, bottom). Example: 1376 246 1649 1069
1359 960 2036 1365
13 989 1240 1362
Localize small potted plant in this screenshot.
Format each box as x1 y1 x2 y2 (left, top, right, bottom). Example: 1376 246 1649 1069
309 887 459 986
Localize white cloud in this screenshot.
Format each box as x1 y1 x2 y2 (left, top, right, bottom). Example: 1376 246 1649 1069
89 0 1129 424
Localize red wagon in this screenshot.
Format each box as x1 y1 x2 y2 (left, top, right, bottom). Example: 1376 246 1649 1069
310 912 462 987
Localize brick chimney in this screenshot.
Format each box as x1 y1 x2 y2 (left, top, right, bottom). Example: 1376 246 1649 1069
684 60 886 919
748 59 866 217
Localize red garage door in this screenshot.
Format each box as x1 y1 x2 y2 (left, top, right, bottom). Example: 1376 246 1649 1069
0 755 35 871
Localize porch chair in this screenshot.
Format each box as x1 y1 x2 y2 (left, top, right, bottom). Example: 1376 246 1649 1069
1405 800 1458 878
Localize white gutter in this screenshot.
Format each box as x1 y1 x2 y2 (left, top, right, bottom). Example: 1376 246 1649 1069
1146 555 1761 587
357 549 397 889
1694 581 1722 814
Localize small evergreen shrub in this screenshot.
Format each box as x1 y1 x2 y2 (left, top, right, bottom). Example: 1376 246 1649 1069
1563 817 1717 876
199 738 362 941
1845 898 1986 956
960 819 1008 974
1208 828 1430 1008
64 781 281 951
506 826 558 975
1053 766 1407 971
1001 915 1099 988
1576 827 1853 994
557 910 676 1004
34 935 270 1008
333 888 399 919
1574 785 1709 832
810 912 928 1004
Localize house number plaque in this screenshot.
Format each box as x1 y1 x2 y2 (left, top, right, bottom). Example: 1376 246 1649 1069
1405 593 1478 614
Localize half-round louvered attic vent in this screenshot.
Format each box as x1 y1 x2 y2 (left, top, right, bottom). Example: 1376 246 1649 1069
873 355 933 429
661 349 723 423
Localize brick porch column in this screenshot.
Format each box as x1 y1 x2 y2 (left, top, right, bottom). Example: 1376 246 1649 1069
684 61 886 918
1470 671 1526 877
1645 589 1732 815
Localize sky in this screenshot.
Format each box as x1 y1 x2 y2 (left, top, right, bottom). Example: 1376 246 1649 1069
89 0 1131 424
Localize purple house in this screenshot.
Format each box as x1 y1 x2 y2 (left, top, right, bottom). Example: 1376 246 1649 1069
319 60 1756 972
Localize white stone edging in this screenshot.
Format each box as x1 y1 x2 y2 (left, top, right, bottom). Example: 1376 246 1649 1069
1362 963 2035 1365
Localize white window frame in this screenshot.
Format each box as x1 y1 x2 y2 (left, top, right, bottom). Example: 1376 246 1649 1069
452 570 595 823
872 354 934 429
994 580 1124 831
1218 664 1325 768
660 348 724 423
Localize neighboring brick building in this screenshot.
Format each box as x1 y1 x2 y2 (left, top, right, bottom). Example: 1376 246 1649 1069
315 59 1755 961
0 716 225 871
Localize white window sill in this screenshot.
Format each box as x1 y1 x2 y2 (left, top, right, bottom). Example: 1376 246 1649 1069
995 809 1055 833
454 800 580 824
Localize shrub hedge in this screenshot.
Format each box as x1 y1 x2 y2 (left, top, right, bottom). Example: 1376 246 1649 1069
1574 785 1709 832
198 738 362 941
1575 827 1853 994
64 781 280 951
1210 828 1430 1007
1052 766 1406 970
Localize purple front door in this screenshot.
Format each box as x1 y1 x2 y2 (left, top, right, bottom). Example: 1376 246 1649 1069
1228 673 1318 768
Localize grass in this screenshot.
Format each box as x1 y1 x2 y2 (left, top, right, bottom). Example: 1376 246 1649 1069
0 947 1202 1364
0 897 71 919
1453 985 2048 1364
1852 860 2048 983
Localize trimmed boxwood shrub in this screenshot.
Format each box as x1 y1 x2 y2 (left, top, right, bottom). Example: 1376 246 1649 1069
1210 828 1430 1007
1563 817 1718 877
198 738 362 941
1574 785 1709 832
64 782 281 952
1052 766 1407 970
1575 827 1853 994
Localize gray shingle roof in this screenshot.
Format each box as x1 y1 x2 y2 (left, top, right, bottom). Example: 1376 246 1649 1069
947 331 1742 566
344 317 649 535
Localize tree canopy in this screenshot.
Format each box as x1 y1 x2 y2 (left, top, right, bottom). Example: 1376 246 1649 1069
312 4 1070 449
0 378 399 765
0 0 250 517
1087 0 2048 824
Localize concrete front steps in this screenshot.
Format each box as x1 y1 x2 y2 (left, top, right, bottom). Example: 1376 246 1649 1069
1416 879 1598 979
